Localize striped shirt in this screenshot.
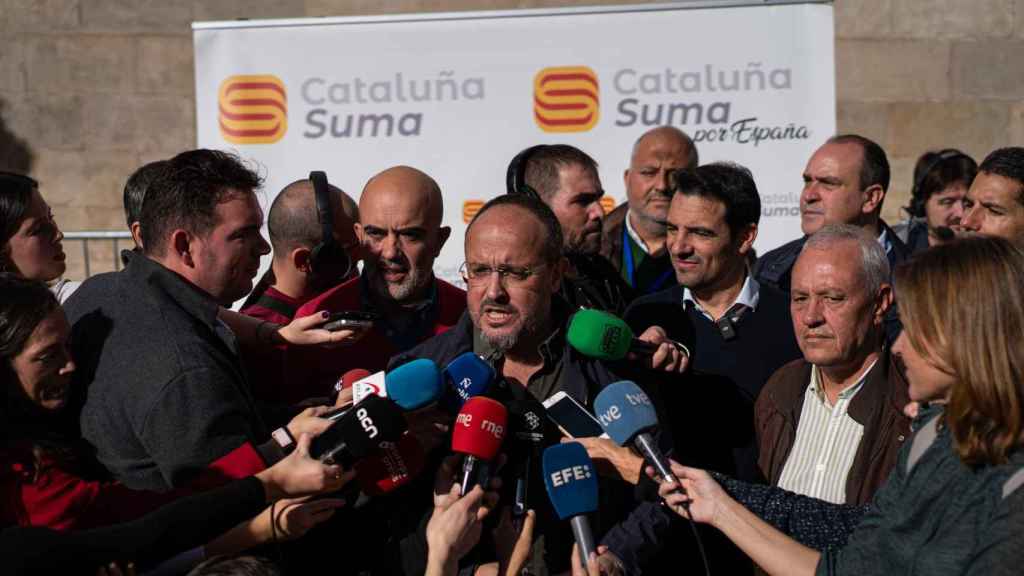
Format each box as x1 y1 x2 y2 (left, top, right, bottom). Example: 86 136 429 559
776 361 876 504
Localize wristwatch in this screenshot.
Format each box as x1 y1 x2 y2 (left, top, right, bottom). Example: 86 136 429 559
272 426 295 452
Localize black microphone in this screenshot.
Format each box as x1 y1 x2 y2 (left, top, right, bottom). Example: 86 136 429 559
309 395 408 466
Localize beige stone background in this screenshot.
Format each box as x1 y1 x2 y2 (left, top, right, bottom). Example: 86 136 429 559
1 0 1022 279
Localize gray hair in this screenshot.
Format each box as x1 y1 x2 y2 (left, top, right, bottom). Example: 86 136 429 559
802 224 890 296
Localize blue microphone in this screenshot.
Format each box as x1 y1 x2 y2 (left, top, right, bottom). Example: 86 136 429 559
442 352 495 412
386 358 444 411
543 442 599 568
593 381 676 484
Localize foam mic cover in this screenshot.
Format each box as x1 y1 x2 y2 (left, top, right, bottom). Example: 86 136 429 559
452 396 507 495
442 352 495 413
593 381 675 483
354 433 425 496
542 442 599 567
385 358 444 411
567 309 658 361
309 395 408 465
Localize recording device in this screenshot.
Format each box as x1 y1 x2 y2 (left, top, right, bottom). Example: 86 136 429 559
309 170 352 282
352 359 443 411
309 395 408 465
567 309 688 362
324 310 378 332
506 145 549 200
353 433 425 496
507 398 548 519
593 381 676 485
452 396 508 496
542 391 608 439
442 352 495 413
542 442 599 568
333 368 372 400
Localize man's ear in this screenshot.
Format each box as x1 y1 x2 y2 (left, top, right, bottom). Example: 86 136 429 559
862 184 885 215
130 221 144 250
292 247 313 274
873 283 894 325
435 226 452 257
549 256 568 294
171 229 194 267
736 223 758 256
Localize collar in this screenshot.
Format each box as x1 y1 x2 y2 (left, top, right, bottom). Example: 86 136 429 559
809 358 878 406
682 272 760 319
624 209 653 255
127 251 222 329
877 227 893 255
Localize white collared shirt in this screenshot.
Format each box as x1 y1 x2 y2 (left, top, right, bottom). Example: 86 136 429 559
682 273 760 323
624 209 655 255
776 360 877 504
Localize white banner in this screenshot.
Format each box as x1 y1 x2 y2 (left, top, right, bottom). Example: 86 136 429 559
193 2 835 284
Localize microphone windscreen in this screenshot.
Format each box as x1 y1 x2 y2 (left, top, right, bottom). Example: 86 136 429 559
354 433 425 495
542 442 599 520
593 381 659 446
443 352 495 410
451 396 508 460
310 395 408 461
339 368 372 390
386 358 443 411
567 309 634 361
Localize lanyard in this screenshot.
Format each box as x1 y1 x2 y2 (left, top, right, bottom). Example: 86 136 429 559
622 226 673 294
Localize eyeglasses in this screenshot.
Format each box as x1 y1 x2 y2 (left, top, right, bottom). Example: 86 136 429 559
460 262 547 287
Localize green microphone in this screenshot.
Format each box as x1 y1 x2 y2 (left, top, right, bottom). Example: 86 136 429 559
567 309 668 361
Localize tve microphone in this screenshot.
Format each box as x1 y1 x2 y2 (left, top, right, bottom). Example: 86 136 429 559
567 309 687 361
442 352 495 413
353 359 444 410
542 442 599 568
309 395 408 465
593 381 675 484
451 396 507 496
354 433 425 496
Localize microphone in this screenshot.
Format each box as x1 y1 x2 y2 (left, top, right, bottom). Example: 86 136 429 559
542 442 599 568
507 399 548 518
593 381 676 484
353 359 444 411
353 433 425 496
567 309 687 361
309 395 408 465
442 352 495 413
451 396 507 496
336 368 371 394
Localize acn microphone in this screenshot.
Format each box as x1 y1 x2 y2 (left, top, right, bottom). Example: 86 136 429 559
593 380 676 484
451 396 507 496
567 309 687 362
309 395 408 466
542 442 599 568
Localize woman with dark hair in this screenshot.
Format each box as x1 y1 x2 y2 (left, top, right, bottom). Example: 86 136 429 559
0 172 79 302
894 149 978 253
637 236 1024 575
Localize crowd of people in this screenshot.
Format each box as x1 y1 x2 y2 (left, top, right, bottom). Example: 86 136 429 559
1 125 1022 576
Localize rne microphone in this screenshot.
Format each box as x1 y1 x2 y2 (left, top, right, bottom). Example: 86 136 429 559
567 309 688 362
353 359 444 411
451 396 507 496
354 433 425 496
542 442 599 568
442 352 495 413
309 395 408 466
593 381 676 485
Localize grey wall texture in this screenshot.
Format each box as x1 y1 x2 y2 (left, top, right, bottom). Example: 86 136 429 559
1 0 1022 279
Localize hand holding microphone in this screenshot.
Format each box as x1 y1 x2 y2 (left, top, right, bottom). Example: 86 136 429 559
451 397 507 496
567 309 689 374
542 442 600 570
308 394 408 466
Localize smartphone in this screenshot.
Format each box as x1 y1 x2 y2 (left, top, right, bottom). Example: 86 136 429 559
324 310 378 332
542 391 608 439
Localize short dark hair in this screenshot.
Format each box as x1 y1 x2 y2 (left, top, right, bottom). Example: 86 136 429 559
140 149 262 257
828 134 890 193
522 145 600 201
466 194 563 263
672 162 761 238
123 160 169 228
979 147 1024 205
0 172 39 252
907 149 977 217
186 555 282 576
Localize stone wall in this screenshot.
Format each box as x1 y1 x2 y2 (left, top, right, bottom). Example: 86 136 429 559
1 0 1021 279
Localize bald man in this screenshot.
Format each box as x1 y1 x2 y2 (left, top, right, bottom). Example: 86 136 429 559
241 178 361 325
602 126 699 296
291 166 467 377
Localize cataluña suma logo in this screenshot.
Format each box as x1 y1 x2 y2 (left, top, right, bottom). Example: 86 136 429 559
300 71 485 139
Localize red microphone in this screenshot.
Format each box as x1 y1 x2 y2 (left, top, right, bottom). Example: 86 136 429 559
354 433 425 496
452 396 507 495
336 368 372 394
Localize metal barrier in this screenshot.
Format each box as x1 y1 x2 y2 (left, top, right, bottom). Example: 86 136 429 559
63 231 133 278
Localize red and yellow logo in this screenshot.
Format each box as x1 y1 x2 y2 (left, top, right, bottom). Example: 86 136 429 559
218 75 287 144
600 196 616 215
533 66 599 133
463 200 484 224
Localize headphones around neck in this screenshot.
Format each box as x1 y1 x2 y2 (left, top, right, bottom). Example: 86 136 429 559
506 145 549 200
908 149 971 218
308 170 352 282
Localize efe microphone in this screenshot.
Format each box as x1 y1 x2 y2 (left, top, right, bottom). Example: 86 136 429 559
451 396 507 496
542 442 599 569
